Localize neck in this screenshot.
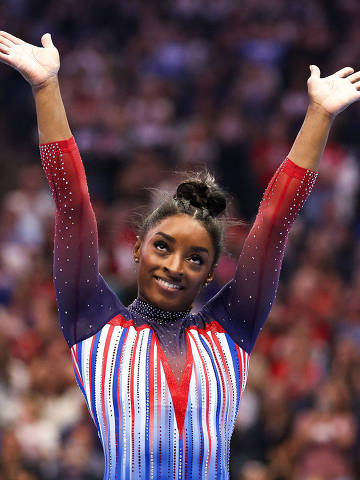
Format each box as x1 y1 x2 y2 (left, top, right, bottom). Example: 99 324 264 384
128 297 191 323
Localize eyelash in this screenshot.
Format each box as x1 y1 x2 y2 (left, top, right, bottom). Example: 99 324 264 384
154 240 168 252
153 241 203 265
189 255 203 265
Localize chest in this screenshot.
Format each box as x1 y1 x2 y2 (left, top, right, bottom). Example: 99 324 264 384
71 319 250 437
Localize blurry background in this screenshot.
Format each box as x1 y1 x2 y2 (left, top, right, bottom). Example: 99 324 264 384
1 1 360 479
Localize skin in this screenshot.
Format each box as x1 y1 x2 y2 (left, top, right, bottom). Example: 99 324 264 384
133 214 215 311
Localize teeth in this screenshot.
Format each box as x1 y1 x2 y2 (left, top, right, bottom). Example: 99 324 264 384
156 277 181 290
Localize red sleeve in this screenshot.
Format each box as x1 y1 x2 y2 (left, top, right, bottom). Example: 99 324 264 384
40 137 127 347
201 158 318 352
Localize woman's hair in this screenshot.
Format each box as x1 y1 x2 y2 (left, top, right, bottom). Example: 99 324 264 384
139 172 227 265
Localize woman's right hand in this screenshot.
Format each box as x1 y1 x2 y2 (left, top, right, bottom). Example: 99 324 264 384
0 31 59 88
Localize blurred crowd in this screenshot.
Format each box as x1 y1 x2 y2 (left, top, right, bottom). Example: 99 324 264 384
1 0 360 479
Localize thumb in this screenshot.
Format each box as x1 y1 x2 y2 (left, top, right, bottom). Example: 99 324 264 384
41 33 54 48
309 64 321 78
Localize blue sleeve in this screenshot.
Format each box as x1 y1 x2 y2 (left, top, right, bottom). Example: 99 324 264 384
200 158 318 353
40 137 128 347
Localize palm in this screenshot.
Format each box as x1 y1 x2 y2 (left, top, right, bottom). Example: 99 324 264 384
0 31 59 87
308 66 360 116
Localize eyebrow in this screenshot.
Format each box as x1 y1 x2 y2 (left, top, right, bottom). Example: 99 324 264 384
155 231 209 255
156 232 175 242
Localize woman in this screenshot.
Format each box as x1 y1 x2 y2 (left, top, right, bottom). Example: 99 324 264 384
0 31 359 480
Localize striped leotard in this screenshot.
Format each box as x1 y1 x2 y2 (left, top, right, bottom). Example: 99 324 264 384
40 137 317 480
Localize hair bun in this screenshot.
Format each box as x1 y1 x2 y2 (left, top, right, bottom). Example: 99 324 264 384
175 175 226 218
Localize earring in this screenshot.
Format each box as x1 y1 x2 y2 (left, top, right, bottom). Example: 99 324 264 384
134 257 139 263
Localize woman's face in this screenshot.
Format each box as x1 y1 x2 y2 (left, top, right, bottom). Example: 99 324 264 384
134 214 216 311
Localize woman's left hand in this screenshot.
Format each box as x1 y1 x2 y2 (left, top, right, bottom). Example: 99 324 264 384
307 65 360 118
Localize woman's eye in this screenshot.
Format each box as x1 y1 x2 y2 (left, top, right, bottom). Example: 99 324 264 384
154 240 168 251
189 255 203 265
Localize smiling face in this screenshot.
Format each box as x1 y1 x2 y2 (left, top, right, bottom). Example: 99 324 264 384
134 214 216 311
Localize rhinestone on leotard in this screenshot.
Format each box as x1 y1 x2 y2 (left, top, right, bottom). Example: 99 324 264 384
128 298 191 324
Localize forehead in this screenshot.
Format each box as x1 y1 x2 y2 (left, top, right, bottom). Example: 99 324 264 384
146 214 214 251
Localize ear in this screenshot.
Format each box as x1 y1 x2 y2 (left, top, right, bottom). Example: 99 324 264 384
133 236 142 262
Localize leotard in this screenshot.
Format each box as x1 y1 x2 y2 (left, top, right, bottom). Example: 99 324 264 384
40 137 317 480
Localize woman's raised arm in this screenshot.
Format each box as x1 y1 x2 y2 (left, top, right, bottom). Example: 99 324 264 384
202 65 360 352
0 32 125 347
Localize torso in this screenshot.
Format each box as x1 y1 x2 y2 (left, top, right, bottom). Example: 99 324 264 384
71 313 250 480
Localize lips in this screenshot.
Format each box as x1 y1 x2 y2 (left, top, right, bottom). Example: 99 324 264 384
154 276 184 291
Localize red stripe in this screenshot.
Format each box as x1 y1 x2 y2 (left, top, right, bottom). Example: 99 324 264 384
182 432 187 480
186 319 226 335
190 336 204 467
110 314 227 335
246 352 250 383
156 334 193 439
188 331 212 476
157 344 161 424
157 347 162 473
130 332 140 470
117 328 129 467
71 347 85 391
202 331 227 432
239 348 250 398
236 346 244 397
110 314 133 327
211 333 234 415
101 325 114 451
149 334 155 453
88 335 96 420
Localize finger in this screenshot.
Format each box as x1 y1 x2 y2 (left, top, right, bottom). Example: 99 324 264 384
353 80 360 90
336 66 354 78
347 71 360 84
309 65 320 78
0 51 11 64
0 35 13 48
0 31 23 45
41 33 54 48
0 44 10 55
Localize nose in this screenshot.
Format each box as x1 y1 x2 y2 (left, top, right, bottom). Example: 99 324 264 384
163 254 184 278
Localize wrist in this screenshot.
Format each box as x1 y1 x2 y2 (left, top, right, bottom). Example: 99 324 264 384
32 74 59 92
307 101 336 122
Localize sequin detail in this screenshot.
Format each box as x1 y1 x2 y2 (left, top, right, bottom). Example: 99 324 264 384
40 138 126 347
128 298 191 324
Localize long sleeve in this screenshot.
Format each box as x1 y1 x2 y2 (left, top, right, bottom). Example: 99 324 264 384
201 158 318 353
40 137 126 347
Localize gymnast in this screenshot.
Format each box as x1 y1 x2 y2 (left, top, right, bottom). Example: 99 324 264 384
1 30 360 480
